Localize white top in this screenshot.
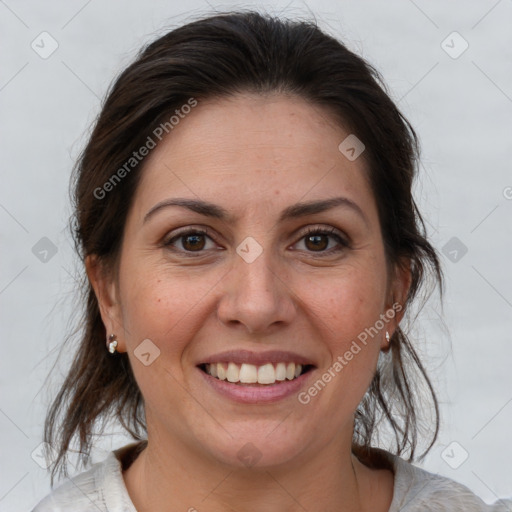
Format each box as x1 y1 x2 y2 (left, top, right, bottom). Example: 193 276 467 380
32 442 511 511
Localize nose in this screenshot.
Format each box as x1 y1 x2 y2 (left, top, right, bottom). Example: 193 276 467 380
216 248 297 335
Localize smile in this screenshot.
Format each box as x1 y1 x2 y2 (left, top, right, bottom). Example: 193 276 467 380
200 362 314 385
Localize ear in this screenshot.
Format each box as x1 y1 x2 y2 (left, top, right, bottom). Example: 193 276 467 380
382 258 412 348
85 254 126 352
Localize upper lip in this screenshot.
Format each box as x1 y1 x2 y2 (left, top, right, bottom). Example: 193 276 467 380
198 349 317 367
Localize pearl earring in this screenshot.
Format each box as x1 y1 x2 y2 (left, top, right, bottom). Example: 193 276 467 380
385 331 391 344
106 334 118 354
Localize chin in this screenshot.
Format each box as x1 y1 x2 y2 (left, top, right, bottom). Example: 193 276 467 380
198 426 309 470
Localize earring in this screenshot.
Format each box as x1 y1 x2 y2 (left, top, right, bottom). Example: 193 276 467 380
385 331 391 344
106 334 118 354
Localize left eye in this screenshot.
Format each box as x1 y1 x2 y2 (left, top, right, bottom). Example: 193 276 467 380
293 228 348 253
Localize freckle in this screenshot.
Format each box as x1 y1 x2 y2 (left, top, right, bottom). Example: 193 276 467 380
274 190 280 195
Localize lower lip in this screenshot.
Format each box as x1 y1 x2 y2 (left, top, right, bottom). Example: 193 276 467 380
198 367 314 404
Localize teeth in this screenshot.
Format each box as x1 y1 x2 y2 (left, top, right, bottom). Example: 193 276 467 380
257 363 275 384
275 362 287 381
226 362 239 383
205 362 305 385
239 363 258 383
217 363 227 381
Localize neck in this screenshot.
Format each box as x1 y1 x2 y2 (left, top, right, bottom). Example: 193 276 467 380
122 430 392 512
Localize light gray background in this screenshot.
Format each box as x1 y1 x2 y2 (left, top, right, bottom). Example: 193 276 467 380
1 1 511 510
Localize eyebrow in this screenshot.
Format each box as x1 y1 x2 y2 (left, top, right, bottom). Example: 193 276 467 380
143 196 368 226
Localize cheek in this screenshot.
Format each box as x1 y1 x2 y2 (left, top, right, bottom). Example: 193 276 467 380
119 262 220 357
303 265 387 342
118 269 211 405
299 272 386 415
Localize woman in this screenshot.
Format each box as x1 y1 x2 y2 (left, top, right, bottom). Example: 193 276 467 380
33 10 510 512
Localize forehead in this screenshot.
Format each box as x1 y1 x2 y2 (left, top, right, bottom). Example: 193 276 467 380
130 93 377 223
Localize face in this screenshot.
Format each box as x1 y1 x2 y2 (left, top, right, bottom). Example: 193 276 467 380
89 93 409 470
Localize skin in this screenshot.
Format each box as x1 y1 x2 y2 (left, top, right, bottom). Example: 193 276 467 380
87 93 411 512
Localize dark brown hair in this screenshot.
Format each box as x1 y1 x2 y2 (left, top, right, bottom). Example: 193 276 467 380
44 10 444 485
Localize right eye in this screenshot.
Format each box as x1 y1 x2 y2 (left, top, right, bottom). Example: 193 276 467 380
164 228 218 254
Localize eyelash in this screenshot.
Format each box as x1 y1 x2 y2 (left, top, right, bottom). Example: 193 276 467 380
163 226 350 256
298 226 350 254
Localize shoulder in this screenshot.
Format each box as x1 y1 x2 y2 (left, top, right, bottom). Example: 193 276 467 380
383 450 512 512
32 443 140 512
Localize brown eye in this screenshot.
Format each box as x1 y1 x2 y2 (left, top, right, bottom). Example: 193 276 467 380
182 234 206 251
293 227 349 255
164 229 216 253
305 234 329 251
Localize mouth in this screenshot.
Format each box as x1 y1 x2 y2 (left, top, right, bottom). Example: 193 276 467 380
198 362 315 386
